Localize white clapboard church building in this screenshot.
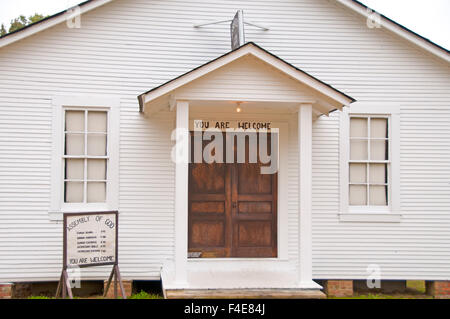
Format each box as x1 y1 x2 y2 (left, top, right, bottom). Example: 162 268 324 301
0 0 449 299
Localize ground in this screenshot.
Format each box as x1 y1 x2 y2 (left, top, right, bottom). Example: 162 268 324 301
20 280 436 299
329 281 432 299
28 291 163 299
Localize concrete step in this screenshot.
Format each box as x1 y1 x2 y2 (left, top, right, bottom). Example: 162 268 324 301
165 288 326 299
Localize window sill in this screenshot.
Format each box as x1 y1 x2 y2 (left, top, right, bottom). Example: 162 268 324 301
339 212 402 223
48 205 114 221
49 211 67 222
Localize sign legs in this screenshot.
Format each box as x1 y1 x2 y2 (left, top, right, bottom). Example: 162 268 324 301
56 264 126 299
103 264 127 299
55 268 73 299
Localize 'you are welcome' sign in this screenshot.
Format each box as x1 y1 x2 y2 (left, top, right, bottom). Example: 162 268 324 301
64 212 117 267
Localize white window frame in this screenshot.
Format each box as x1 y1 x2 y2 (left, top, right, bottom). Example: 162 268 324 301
339 102 401 223
49 95 119 221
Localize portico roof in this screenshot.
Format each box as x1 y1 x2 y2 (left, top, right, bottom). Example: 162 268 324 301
138 42 355 116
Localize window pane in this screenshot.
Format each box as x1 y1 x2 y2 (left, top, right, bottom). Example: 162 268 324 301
65 111 84 132
350 140 368 160
65 182 83 203
369 185 388 205
65 133 85 155
87 134 107 156
350 163 366 183
65 159 84 180
371 118 388 138
88 111 107 133
350 118 368 138
87 182 106 203
349 185 367 205
369 164 387 184
370 140 388 160
88 159 106 180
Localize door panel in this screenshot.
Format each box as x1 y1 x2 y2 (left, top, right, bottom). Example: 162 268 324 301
191 221 225 247
237 164 273 195
190 163 226 194
238 201 272 214
191 201 225 214
237 221 272 246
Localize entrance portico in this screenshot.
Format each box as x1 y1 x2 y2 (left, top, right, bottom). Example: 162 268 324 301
138 42 355 296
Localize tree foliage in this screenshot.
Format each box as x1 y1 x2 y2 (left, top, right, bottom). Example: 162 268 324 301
1 13 48 37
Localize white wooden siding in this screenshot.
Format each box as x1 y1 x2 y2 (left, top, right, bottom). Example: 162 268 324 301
175 55 316 102
0 0 448 281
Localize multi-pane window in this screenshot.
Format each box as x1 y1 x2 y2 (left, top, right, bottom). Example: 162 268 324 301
349 116 390 206
64 109 108 203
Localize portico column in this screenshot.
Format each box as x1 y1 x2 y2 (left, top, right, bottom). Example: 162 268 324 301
298 104 318 288
174 100 189 285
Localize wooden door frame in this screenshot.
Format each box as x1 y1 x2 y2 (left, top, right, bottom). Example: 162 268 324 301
188 132 278 258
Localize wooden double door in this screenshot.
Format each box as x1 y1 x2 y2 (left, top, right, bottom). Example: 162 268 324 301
188 132 277 258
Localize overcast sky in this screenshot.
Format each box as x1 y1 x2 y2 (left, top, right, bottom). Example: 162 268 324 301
0 0 448 49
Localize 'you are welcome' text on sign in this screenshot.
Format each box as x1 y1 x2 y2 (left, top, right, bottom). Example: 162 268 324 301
64 212 118 268
190 120 273 131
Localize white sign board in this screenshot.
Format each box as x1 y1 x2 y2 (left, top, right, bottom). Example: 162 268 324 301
64 212 118 268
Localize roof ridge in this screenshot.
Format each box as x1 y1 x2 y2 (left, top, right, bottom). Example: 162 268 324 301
350 0 449 54
0 0 448 62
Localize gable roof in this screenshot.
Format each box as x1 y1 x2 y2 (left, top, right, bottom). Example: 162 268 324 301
338 0 449 62
138 42 356 114
0 0 448 62
0 0 113 48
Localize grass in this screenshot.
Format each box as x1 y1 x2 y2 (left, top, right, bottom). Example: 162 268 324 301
25 281 430 300
330 293 433 299
407 280 426 293
27 290 163 300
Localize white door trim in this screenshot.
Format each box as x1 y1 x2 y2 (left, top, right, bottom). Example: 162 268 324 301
185 116 289 261
298 104 321 289
174 100 189 286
